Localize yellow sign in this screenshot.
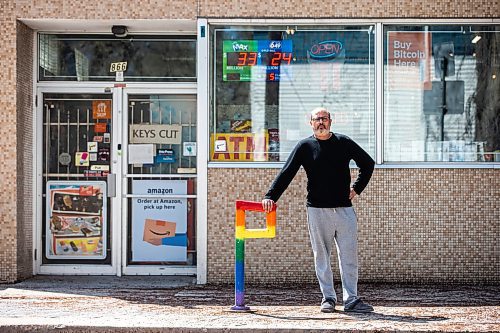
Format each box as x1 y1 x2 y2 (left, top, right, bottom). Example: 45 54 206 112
109 62 127 72
211 133 268 161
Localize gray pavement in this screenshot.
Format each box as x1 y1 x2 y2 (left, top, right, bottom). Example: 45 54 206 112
0 276 499 332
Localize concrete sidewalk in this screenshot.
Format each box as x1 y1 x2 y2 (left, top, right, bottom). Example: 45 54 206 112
0 276 499 332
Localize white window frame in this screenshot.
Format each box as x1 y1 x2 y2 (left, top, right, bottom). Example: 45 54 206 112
205 18 500 169
30 20 209 283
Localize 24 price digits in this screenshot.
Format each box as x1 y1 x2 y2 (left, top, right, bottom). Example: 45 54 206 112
270 52 292 66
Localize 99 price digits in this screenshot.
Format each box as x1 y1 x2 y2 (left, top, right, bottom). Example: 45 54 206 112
110 62 127 72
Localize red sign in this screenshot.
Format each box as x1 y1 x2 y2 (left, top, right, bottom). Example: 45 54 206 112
388 32 432 90
94 123 107 133
79 186 94 196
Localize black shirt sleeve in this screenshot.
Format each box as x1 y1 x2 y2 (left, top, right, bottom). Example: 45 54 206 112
264 142 303 202
349 139 375 195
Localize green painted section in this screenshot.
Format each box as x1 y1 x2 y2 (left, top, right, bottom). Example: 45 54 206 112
235 238 245 262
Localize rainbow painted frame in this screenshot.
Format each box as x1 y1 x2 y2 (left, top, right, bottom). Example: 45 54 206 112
231 200 276 311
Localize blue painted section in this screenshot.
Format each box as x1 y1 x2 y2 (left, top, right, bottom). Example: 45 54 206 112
160 233 187 247
235 261 245 293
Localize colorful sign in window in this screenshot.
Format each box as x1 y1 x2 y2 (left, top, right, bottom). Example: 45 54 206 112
46 181 107 259
223 40 293 82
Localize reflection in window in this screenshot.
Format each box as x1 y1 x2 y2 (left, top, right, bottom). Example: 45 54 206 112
38 34 196 82
384 25 500 162
39 34 59 76
127 95 197 175
211 26 375 162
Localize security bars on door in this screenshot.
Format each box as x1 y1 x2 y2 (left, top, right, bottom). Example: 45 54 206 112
42 93 112 263
125 95 198 266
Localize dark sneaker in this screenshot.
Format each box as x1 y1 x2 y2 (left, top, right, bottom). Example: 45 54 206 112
320 299 336 313
344 298 374 313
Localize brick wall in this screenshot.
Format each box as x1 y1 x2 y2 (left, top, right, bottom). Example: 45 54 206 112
12 0 498 20
0 0 497 283
15 0 197 19
207 168 500 284
16 21 33 281
0 0 18 283
198 0 497 17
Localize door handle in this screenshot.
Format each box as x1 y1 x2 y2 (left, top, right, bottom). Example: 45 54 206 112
107 173 116 198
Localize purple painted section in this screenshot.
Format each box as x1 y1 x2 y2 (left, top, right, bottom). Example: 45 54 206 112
230 304 250 311
235 291 245 306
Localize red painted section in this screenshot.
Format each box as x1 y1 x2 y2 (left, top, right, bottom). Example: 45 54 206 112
236 200 276 212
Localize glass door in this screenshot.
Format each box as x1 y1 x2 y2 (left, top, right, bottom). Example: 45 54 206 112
122 90 198 275
36 88 119 275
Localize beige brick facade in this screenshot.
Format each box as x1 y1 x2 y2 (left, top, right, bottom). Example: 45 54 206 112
0 1 18 283
199 0 498 18
208 168 500 284
15 0 197 20
0 0 498 283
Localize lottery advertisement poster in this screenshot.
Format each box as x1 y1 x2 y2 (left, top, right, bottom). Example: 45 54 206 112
45 181 107 259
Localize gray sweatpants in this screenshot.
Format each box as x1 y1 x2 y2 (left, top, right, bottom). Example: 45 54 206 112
306 207 358 305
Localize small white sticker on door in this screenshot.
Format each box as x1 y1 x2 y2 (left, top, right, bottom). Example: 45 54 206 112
183 142 197 156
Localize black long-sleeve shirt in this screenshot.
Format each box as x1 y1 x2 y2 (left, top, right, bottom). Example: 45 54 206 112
264 133 375 208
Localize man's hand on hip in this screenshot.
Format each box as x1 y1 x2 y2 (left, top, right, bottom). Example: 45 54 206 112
349 188 357 200
262 199 275 213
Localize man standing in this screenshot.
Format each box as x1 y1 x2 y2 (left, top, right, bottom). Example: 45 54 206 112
262 107 375 313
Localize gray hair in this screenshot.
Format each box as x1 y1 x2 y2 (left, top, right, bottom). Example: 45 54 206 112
310 107 331 120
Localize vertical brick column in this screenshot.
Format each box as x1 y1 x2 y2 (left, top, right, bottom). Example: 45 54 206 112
0 0 18 283
16 21 34 281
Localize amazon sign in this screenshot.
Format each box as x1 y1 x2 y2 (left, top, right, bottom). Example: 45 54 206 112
131 179 188 262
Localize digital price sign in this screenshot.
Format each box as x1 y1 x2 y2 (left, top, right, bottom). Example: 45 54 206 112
223 40 293 82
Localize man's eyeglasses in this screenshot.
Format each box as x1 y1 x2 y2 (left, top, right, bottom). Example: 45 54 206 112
311 116 330 123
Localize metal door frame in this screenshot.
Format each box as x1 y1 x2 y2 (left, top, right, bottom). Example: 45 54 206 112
34 83 204 277
120 86 198 276
34 84 121 275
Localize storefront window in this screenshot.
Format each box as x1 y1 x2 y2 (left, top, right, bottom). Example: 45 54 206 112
384 25 500 162
126 95 197 265
210 25 375 162
39 34 196 82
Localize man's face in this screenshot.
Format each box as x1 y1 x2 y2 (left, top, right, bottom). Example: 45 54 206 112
310 110 332 139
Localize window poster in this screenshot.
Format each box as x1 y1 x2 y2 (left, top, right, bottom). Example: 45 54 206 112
223 40 293 82
92 100 112 119
131 179 188 262
211 132 269 161
46 181 107 259
387 32 432 90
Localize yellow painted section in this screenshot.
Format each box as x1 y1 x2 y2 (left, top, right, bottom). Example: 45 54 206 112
236 225 275 239
235 207 276 239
